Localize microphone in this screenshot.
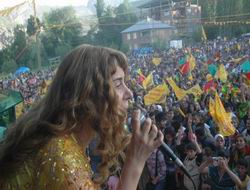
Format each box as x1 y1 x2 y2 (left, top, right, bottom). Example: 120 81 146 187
159 142 191 179
127 109 192 180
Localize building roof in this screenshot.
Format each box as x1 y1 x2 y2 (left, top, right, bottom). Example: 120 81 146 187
121 18 175 33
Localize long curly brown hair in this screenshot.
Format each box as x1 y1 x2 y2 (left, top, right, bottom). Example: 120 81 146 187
0 44 130 184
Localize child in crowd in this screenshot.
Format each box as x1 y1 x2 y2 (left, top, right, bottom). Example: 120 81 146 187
183 133 202 190
236 159 250 190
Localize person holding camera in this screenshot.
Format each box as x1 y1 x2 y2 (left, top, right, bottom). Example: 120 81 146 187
199 150 242 190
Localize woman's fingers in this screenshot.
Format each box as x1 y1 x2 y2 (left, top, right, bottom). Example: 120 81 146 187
153 130 164 148
148 124 158 140
131 109 140 134
141 118 152 134
130 109 163 157
131 109 152 135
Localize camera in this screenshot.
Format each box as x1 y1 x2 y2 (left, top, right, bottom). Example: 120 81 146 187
212 157 220 161
212 157 220 166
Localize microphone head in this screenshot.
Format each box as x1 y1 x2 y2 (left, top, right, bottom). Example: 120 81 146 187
127 112 146 132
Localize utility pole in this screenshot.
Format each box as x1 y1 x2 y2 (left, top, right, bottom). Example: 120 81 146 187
32 0 41 69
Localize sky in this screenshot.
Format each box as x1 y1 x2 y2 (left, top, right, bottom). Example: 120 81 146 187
0 0 88 9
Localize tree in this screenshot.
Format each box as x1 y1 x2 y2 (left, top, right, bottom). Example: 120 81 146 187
26 15 41 36
11 25 27 67
95 0 105 19
114 0 137 48
0 28 13 49
0 47 16 73
41 6 83 58
87 0 137 49
27 15 42 69
200 0 248 40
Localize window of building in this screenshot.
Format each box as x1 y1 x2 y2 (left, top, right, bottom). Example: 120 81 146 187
133 33 137 39
141 31 150 37
127 33 131 40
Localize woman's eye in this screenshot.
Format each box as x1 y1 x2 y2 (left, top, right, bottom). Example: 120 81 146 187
115 81 122 88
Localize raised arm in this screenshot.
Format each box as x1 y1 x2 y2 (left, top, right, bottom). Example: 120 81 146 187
198 157 213 174
220 159 242 187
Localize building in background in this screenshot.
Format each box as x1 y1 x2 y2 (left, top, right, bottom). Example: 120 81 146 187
121 17 176 49
136 0 201 41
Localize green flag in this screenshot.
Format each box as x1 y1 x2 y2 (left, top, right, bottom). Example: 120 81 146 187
208 64 217 77
241 60 250 73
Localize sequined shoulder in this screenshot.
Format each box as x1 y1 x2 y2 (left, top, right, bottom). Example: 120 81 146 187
35 134 98 190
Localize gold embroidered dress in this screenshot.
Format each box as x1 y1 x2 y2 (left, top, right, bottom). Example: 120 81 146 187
2 134 98 190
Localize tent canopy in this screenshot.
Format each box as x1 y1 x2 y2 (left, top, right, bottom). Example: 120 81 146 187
15 66 30 76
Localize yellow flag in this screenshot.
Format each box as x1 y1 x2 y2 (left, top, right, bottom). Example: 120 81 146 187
152 57 161 66
188 73 193 81
166 77 186 100
237 44 241 50
201 25 207 41
144 94 166 106
214 92 235 136
142 73 154 90
215 64 227 82
178 107 186 118
186 84 203 97
143 83 169 106
209 98 216 119
159 82 170 95
148 83 169 96
232 57 242 64
189 54 196 71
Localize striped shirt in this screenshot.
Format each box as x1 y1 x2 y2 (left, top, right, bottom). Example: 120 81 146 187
146 149 167 181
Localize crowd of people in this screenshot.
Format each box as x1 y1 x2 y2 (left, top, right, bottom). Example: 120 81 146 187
107 35 250 190
1 35 250 189
0 67 56 112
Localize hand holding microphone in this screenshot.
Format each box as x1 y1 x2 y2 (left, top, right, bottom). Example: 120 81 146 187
126 109 164 164
127 108 194 186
